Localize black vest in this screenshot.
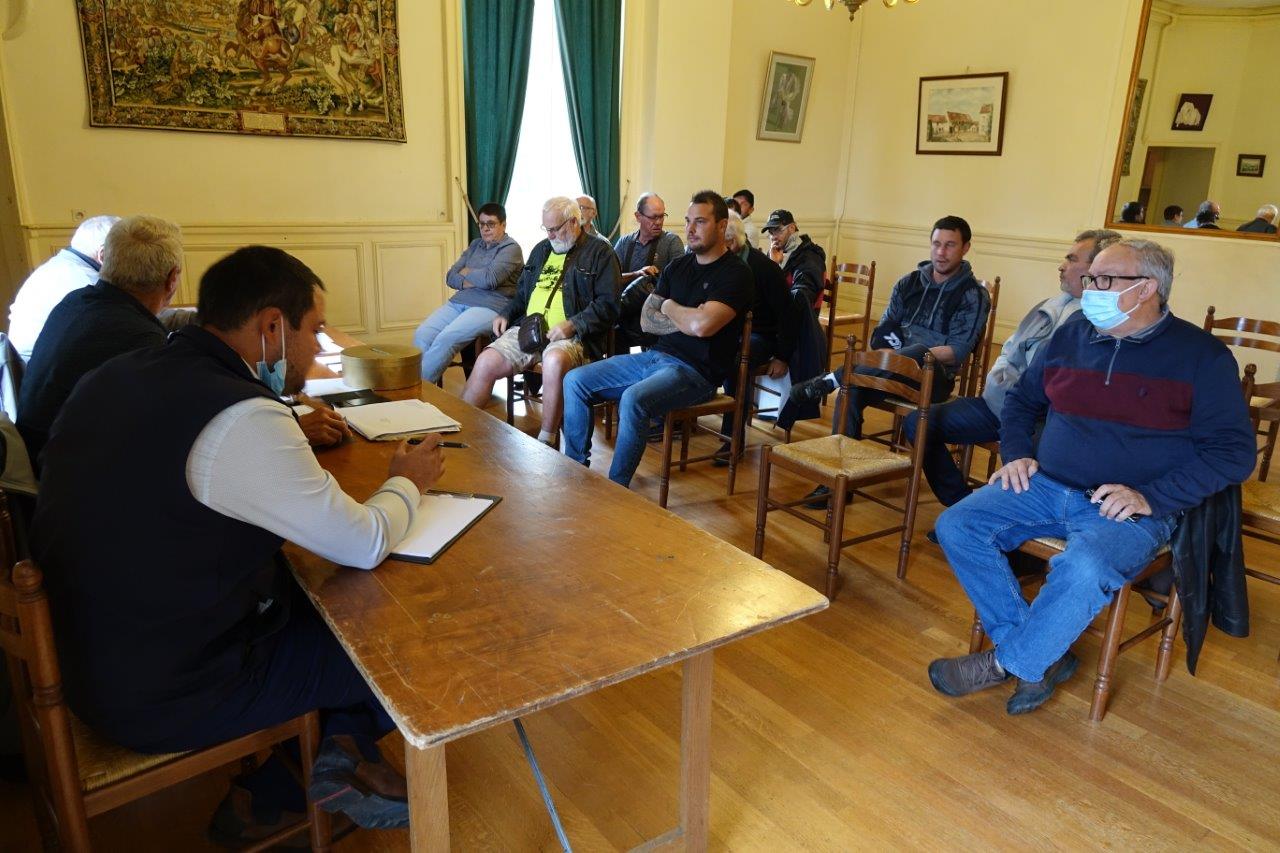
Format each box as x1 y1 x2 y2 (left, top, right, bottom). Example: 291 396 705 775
32 326 289 748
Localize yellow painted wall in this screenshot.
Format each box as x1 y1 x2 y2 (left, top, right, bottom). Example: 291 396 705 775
834 0 1280 351
0 1 466 342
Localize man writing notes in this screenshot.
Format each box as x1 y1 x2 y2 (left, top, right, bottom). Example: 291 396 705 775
562 191 753 488
928 240 1255 715
32 246 445 841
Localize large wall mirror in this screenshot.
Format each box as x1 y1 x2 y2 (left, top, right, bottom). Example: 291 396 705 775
1106 0 1280 240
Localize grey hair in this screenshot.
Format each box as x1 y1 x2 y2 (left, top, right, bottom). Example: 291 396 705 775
1258 204 1278 221
1075 228 1123 261
70 215 121 255
635 192 663 215
100 215 183 294
1115 238 1174 307
542 196 583 226
725 211 745 250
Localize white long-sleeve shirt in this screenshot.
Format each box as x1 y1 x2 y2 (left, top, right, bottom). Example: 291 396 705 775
9 249 100 361
185 396 419 570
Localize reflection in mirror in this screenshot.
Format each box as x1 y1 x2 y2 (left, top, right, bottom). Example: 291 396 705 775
1108 0 1280 239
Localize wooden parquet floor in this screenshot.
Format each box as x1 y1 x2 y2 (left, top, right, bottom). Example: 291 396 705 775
3 375 1279 852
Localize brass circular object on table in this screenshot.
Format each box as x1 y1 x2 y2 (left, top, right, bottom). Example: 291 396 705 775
340 344 421 391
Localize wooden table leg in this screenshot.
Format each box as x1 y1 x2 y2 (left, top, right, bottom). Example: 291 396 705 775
405 741 450 852
680 651 713 852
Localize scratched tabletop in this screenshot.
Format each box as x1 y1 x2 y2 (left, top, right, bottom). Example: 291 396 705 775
285 382 828 750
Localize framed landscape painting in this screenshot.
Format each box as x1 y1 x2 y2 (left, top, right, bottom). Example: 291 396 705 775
757 52 815 143
76 0 406 141
916 72 1009 156
1237 154 1266 178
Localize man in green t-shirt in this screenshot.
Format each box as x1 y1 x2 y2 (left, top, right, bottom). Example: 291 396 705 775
462 196 620 446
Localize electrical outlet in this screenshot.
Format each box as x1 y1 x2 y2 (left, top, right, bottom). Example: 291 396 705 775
71 209 86 222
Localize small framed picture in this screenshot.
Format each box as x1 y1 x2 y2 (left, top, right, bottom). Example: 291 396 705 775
757 52 815 143
1237 154 1266 178
916 72 1009 156
1171 93 1212 131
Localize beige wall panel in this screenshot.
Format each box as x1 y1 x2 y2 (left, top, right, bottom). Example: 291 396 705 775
373 242 445 335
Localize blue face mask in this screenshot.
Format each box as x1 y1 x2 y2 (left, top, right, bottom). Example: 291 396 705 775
1080 281 1142 331
257 323 287 396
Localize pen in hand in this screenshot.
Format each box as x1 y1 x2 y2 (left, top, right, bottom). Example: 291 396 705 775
408 437 468 448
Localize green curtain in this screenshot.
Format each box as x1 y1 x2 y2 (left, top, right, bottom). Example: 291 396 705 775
462 1 535 241
553 0 623 238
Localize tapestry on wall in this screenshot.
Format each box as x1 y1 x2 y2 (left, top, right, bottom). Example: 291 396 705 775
76 0 406 141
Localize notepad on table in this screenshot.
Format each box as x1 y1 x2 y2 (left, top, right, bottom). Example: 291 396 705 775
390 490 501 563
341 399 462 440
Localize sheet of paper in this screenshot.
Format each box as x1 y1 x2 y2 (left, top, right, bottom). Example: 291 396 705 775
317 331 344 354
391 492 497 563
303 377 362 397
341 399 462 440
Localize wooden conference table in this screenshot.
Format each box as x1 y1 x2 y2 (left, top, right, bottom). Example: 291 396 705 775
289 333 828 851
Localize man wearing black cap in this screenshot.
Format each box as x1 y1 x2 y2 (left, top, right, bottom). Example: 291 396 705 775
762 209 827 304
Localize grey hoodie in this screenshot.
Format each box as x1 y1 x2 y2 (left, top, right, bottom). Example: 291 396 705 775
878 259 988 377
980 291 1080 415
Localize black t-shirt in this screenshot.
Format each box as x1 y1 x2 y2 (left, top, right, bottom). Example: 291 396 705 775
652 250 753 382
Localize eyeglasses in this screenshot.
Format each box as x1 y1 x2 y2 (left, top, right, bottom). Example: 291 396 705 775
542 219 570 235
638 212 667 223
477 219 500 230
1080 274 1149 291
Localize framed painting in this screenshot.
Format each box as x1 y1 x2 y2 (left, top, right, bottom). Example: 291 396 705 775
1237 154 1266 178
757 52 815 143
1171 93 1212 132
76 0 406 141
916 72 1009 156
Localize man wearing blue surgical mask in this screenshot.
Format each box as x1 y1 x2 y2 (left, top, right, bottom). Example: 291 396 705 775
32 246 447 841
926 239 1255 717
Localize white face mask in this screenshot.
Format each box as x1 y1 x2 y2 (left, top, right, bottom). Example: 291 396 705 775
1080 281 1143 330
256 322 287 396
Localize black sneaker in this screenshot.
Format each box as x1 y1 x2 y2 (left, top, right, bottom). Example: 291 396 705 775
803 485 832 509
788 375 837 406
927 648 1012 697
1006 652 1079 715
925 528 939 545
711 441 732 467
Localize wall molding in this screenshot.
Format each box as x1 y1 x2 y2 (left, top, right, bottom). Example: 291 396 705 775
22 221 459 344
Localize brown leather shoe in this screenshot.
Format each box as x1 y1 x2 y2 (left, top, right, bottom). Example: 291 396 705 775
309 735 410 829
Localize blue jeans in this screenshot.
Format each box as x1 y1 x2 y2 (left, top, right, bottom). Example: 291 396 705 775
563 350 715 487
903 396 1001 507
412 301 498 382
936 473 1177 682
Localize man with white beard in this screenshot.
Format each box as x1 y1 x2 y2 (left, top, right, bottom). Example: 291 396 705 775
462 196 619 447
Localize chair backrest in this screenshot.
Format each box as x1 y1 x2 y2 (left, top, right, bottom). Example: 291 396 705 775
824 260 876 354
1242 363 1280 429
959 277 1001 398
1203 306 1280 354
0 493 88 843
832 336 937 427
729 313 754 408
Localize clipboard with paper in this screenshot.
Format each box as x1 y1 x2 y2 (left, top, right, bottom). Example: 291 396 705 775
389 490 501 564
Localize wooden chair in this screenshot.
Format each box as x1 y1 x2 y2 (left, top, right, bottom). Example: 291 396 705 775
753 339 936 598
967 538 1181 722
820 259 876 367
866 277 1000 453
654 315 753 509
1240 368 1280 618
505 331 617 440
0 492 331 852
1204 306 1280 480
433 334 489 389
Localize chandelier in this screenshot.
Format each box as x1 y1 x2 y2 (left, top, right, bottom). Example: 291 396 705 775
790 0 920 21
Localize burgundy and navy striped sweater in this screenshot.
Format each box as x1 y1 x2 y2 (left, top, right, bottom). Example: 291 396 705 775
1000 312 1256 518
